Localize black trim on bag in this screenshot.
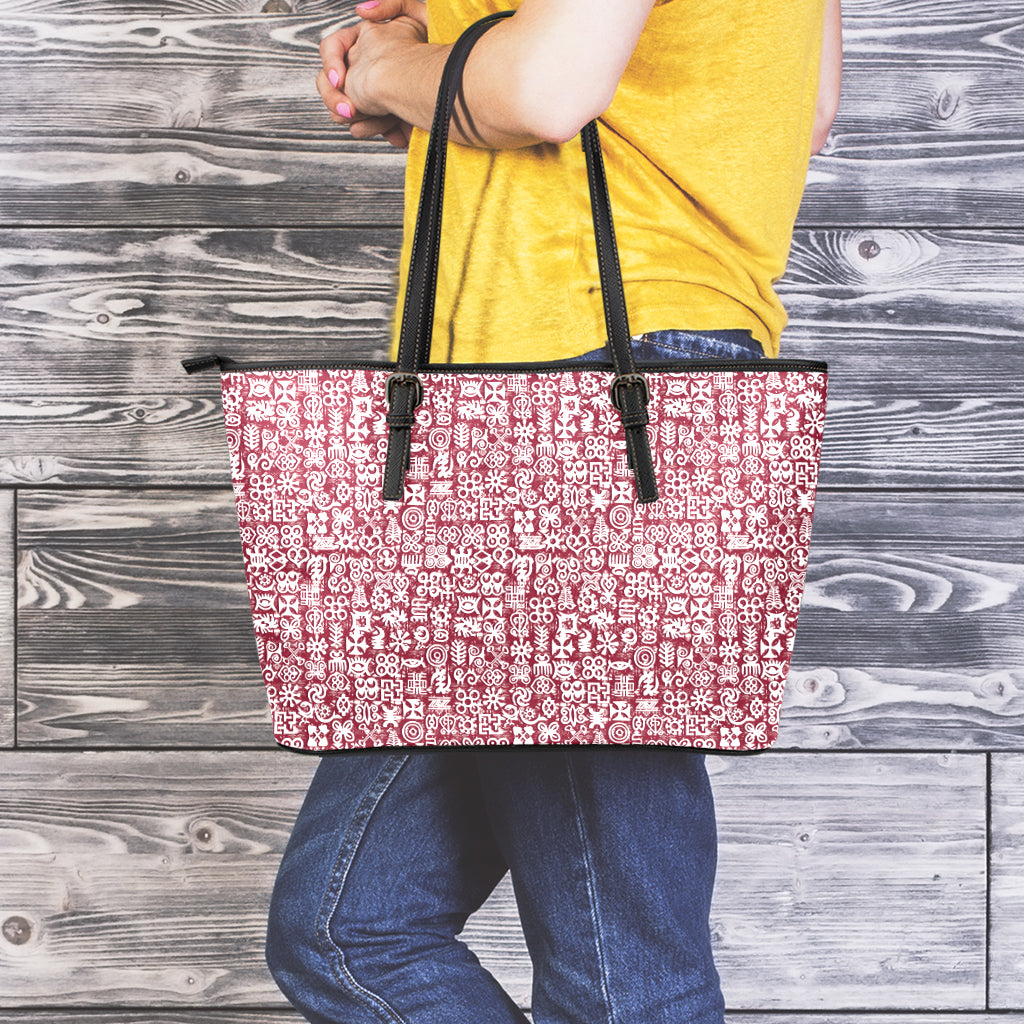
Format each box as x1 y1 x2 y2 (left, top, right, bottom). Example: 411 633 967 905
183 356 828 375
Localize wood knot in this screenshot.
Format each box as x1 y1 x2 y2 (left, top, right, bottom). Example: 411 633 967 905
262 0 293 11
189 818 222 851
858 239 881 260
2 915 33 946
936 88 959 121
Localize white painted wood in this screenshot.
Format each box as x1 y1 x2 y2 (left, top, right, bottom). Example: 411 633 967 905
0 490 13 748
707 752 986 1009
0 752 987 1009
990 753 1024 1008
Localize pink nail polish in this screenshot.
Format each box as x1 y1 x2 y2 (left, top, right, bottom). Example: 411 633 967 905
336 102 353 119
328 69 339 89
358 1 380 8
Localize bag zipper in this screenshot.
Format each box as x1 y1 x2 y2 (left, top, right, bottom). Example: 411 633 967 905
183 355 827 376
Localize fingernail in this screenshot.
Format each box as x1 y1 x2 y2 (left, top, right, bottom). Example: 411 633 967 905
328 68 339 88
336 102 353 118
358 1 380 8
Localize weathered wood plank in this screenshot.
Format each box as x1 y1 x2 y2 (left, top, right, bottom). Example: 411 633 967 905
0 489 13 748
787 493 1024 749
14 489 1024 749
1 133 1022 230
1 227 1021 487
0 1017 307 1024
707 752 986 1009
15 490 269 746
0 135 407 228
1 1018 1022 1024
1 0 344 13
0 1016 304 1024
0 227 400 399
2 227 1023 392
0 3 1022 226
0 751 985 1008
0 751 318 1006
990 753 1024 1008
0 0 1013 30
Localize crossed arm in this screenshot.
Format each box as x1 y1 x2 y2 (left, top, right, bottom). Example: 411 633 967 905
317 0 842 153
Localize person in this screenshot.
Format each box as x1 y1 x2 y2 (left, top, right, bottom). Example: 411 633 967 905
265 2 842 1023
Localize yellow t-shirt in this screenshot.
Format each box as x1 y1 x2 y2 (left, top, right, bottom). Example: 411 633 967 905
389 0 826 363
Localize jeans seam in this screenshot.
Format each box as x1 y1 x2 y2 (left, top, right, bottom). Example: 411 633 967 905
564 753 618 1024
315 753 412 1024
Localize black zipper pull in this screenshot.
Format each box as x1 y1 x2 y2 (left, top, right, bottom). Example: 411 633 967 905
181 354 225 375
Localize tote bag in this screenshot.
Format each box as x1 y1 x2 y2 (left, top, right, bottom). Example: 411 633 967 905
185 11 828 752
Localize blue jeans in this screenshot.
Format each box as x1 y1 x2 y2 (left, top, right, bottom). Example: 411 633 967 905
265 331 756 1024
266 749 723 1024
572 328 763 363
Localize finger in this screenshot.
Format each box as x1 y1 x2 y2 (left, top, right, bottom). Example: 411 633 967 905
318 24 357 90
348 114 402 139
316 68 358 122
382 125 409 149
355 0 427 27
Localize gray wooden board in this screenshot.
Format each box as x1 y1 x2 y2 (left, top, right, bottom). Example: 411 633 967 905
0 751 319 1006
0 489 13 748
0 751 985 1009
2 227 1023 392
0 1018 1021 1024
0 1018 305 1024
0 1017 307 1024
704 752 986 1009
14 489 1024 749
1 227 1022 488
990 753 1024 1008
0 6 1022 226
0 133 1021 231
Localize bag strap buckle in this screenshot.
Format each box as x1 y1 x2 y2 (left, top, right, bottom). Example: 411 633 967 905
609 372 650 412
386 372 424 409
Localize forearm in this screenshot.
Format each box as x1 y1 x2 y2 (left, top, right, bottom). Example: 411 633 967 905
370 29 549 149
811 0 842 153
332 0 657 150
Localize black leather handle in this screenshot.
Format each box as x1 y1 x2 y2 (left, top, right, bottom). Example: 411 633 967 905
395 10 637 377
383 10 658 503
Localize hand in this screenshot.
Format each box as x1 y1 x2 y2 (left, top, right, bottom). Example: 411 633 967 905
317 0 428 148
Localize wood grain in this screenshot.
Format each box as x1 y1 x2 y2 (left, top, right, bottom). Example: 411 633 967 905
990 754 1024 1008
0 4 1022 226
0 751 986 1009
0 135 408 227
13 489 1024 749
0 0 1019 1014
1 227 1022 487
0 490 13 748
706 751 986 1009
0 1016 304 1024
0 751 318 1006
15 490 268 746
1 1018 1023 1024
1 131 1022 229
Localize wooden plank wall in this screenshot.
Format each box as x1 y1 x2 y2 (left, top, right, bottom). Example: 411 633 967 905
1 0 1022 1020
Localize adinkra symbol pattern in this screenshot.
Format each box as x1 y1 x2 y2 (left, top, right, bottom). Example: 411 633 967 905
221 366 827 751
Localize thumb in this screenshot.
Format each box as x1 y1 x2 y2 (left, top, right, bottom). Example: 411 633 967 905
356 0 427 27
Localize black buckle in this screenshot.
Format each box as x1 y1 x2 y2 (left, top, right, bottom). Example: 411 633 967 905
385 372 424 408
609 372 650 412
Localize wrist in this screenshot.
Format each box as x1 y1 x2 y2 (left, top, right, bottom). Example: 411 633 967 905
380 39 450 133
